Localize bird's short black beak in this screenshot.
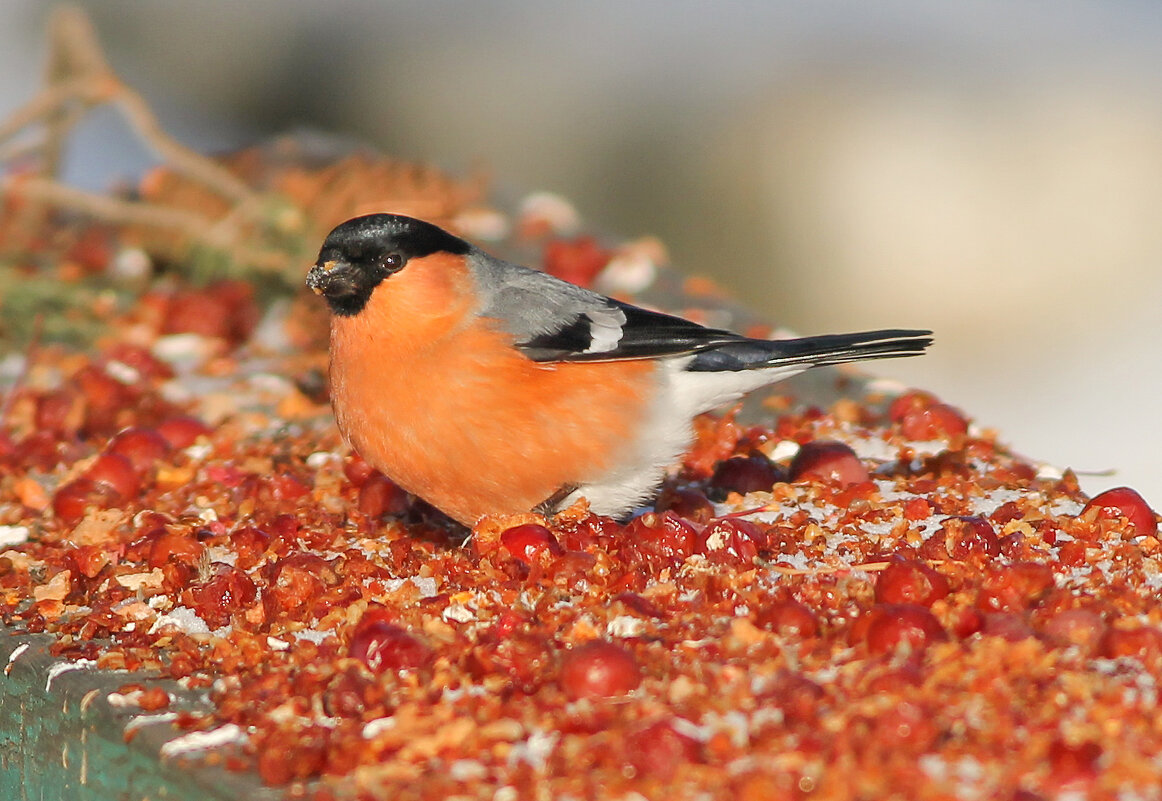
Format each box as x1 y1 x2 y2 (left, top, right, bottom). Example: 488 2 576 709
306 259 355 297
307 259 377 317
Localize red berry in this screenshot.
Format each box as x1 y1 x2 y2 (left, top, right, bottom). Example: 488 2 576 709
1081 487 1157 535
16 431 72 471
907 405 968 440
768 672 826 723
75 365 135 434
491 609 528 638
348 620 431 674
542 236 610 288
228 527 271 568
357 474 409 518
204 465 246 489
186 565 257 629
558 515 622 552
136 686 171 711
998 531 1031 559
268 473 309 501
753 599 819 638
262 553 336 619
950 607 985 639
102 343 174 381
161 289 224 339
0 432 13 466
870 702 940 750
156 416 211 449
699 517 767 562
977 562 1055 612
500 524 563 565
34 389 79 434
546 551 597 583
1041 609 1106 650
874 559 950 607
654 486 715 523
788 441 869 486
863 604 946 656
559 640 641 699
624 512 699 567
1100 626 1162 663
268 515 302 549
167 654 194 680
342 455 376 487
979 612 1035 642
864 664 924 695
989 501 1024 525
322 667 377 717
626 720 700 780
85 452 140 500
889 391 968 440
68 544 113 578
147 530 206 569
163 280 259 344
940 516 999 561
479 632 554 692
710 454 781 495
52 478 116 525
903 498 932 521
1046 739 1101 790
107 427 171 473
1056 540 1089 567
256 726 327 785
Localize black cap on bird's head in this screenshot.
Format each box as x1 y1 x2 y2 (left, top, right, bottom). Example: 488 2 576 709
306 214 471 316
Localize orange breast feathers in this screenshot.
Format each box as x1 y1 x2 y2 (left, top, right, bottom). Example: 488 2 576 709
326 252 659 525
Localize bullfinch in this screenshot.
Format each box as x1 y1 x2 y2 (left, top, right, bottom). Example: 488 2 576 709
307 213 931 526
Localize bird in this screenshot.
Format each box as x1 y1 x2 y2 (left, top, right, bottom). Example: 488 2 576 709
307 213 932 526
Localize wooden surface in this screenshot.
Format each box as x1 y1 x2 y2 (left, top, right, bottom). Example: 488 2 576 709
0 634 283 801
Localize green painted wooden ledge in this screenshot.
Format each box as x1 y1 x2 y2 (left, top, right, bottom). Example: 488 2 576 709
0 633 284 801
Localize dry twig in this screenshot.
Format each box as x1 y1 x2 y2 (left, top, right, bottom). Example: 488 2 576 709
0 6 287 274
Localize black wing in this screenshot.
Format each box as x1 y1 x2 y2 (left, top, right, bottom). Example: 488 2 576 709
516 300 746 363
517 299 932 372
473 252 932 369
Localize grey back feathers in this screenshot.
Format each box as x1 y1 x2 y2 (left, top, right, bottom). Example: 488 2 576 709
468 247 932 372
470 250 631 359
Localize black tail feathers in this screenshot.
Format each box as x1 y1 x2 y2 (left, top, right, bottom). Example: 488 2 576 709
687 329 933 372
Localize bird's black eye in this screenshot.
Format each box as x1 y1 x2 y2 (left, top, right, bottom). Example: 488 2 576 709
381 252 405 272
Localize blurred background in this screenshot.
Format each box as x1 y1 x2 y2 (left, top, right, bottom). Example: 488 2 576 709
2 0 1160 504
